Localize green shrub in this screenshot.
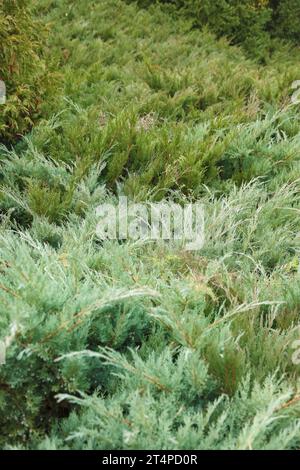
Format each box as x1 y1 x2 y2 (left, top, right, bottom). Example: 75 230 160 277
0 0 53 144
270 0 300 42
1 0 300 449
1 177 300 448
132 1 271 57
132 0 300 58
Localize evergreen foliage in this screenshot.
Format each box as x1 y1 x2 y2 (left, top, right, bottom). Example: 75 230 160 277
270 0 300 43
0 0 55 144
0 0 300 450
132 0 300 59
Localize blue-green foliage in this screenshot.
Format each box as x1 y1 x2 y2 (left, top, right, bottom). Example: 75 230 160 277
0 0 300 450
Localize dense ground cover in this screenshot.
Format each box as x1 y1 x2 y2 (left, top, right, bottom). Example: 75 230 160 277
0 0 300 449
132 0 300 60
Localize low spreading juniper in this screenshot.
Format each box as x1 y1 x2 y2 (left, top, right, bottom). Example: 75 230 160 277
0 0 300 450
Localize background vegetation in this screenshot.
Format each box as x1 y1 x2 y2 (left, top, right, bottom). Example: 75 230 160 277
0 0 57 144
131 0 300 59
0 0 299 449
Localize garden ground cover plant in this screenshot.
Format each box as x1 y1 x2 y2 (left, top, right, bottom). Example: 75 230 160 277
0 0 300 450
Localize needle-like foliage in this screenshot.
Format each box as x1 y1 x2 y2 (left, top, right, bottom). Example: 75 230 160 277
0 0 300 450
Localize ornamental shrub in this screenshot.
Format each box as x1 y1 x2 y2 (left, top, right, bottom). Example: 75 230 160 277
0 0 53 144
270 0 300 42
132 0 300 58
